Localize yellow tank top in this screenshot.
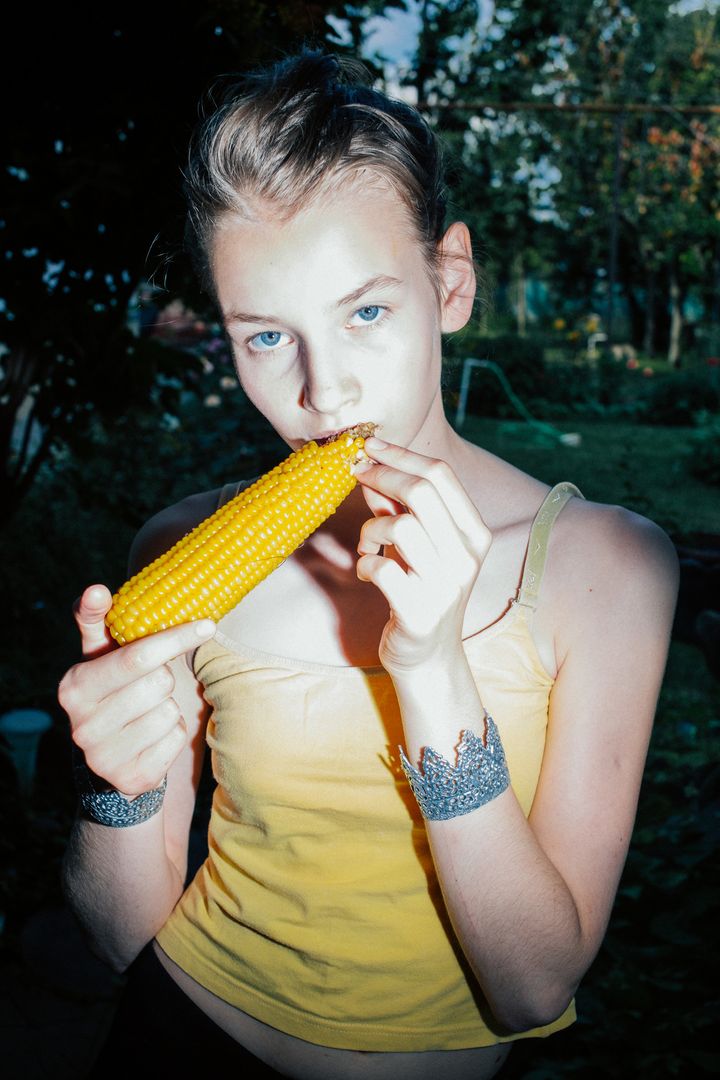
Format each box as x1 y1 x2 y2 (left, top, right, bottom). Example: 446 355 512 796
156 482 582 1051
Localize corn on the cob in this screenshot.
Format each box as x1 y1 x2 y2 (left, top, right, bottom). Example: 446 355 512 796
106 423 375 645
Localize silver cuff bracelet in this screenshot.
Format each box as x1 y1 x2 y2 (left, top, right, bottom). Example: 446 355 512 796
399 716 510 821
72 747 166 828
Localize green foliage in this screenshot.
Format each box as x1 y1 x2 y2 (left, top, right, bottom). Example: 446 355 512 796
444 332 549 417
686 415 720 486
457 416 720 538
0 0 346 521
639 366 720 426
394 0 720 360
0 379 286 710
445 332 720 429
505 643 720 1078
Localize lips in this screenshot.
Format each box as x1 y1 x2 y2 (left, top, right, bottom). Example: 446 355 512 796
312 425 359 445
305 422 378 446
312 429 343 443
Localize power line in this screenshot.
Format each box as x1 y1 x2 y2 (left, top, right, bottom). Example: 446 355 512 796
420 100 720 114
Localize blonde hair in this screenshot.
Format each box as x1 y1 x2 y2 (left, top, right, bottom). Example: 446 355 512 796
184 51 448 296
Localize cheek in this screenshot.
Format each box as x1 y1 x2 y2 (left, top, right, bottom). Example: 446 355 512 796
395 304 441 372
235 361 301 425
232 358 272 407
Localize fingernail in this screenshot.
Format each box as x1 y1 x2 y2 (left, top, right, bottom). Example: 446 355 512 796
352 459 373 474
195 620 216 638
365 437 388 451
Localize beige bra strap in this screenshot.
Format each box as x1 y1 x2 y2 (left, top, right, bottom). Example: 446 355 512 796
515 482 584 610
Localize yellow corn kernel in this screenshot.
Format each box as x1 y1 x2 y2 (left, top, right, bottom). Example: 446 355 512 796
105 424 375 645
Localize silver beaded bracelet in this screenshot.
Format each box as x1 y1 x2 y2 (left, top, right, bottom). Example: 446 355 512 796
72 747 167 828
398 716 510 821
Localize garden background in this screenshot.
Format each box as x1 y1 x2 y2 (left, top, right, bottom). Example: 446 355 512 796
1 2 719 1077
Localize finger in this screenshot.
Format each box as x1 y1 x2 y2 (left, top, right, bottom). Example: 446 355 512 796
135 721 189 790
109 718 189 799
357 552 414 611
65 619 216 707
357 463 472 566
358 514 438 578
77 665 176 748
361 439 489 549
90 697 184 780
354 464 404 520
73 585 115 659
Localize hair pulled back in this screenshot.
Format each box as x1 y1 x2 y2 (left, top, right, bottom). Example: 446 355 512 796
184 51 448 294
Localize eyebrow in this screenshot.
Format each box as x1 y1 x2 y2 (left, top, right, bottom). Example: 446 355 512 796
335 274 403 309
225 274 403 327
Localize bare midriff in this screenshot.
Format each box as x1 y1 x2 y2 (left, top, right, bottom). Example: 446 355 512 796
153 941 512 1080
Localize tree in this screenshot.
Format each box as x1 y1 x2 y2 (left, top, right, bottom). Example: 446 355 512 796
387 0 720 359
0 0 348 523
383 0 560 336
492 0 720 361
620 5 720 363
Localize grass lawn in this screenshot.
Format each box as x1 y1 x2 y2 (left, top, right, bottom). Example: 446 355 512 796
457 416 720 538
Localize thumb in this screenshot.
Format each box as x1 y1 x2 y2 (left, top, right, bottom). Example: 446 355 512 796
73 584 116 659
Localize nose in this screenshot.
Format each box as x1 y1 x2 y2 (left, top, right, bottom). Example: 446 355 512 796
300 346 361 418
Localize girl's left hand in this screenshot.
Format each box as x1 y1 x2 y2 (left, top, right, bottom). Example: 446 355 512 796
354 438 491 675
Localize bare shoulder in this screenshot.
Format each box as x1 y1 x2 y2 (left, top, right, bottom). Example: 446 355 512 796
127 487 225 575
547 494 680 658
555 494 679 584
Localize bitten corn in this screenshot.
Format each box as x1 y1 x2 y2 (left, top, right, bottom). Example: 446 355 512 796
106 423 375 645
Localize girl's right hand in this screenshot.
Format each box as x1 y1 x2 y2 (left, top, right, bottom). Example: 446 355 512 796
58 584 215 798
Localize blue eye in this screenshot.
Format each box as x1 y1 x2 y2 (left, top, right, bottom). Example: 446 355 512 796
350 305 387 328
249 330 289 352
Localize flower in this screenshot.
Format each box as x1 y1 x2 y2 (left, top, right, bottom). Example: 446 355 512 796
553 318 566 331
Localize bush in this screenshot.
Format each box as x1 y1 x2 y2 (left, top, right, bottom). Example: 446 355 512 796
443 333 548 418
638 366 720 426
686 415 720 485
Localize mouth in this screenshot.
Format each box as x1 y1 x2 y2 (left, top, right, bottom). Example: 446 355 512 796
311 429 344 444
312 423 378 446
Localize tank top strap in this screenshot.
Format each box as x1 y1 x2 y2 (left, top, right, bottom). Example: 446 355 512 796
216 481 244 510
515 482 584 610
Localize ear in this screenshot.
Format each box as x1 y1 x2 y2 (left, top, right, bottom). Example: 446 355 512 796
437 222 476 333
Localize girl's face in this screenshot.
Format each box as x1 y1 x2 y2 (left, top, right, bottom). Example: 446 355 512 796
211 183 466 451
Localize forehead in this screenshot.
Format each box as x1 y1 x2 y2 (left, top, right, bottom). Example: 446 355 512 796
210 180 428 310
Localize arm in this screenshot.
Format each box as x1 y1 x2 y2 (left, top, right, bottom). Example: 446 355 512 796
61 610 212 972
356 442 679 1032
60 494 220 972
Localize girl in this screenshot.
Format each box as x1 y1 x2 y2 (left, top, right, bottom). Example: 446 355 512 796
60 52 678 1080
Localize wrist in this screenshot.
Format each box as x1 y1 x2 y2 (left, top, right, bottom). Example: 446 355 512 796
399 717 510 821
386 642 470 691
390 652 489 766
72 746 167 828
